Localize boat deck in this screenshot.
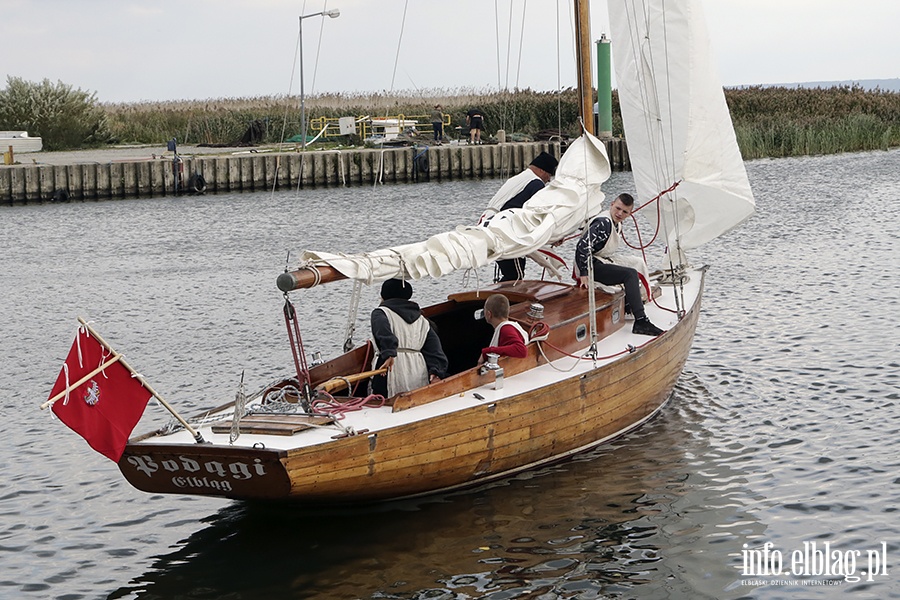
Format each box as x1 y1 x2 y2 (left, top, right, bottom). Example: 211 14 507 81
133 270 702 452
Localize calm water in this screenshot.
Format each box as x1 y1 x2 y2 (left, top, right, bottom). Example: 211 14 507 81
1 149 898 599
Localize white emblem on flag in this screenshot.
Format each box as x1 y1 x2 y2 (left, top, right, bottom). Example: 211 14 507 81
84 380 100 406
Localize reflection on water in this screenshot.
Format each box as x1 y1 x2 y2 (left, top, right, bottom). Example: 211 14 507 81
110 377 763 600
2 150 899 599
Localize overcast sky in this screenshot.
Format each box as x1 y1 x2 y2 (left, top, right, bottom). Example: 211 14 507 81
2 0 897 104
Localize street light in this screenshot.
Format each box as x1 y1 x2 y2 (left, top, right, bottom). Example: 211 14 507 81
299 8 340 152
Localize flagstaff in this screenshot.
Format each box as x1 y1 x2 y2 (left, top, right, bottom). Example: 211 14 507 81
44 317 205 459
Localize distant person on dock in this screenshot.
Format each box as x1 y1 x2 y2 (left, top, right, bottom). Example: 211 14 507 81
371 279 448 397
480 294 529 361
480 151 558 282
466 108 484 144
431 105 444 144
574 193 665 337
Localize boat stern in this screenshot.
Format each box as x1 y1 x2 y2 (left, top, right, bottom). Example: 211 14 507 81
118 442 292 500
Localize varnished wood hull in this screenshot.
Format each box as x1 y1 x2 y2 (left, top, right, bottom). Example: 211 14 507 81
280 283 700 503
119 274 703 504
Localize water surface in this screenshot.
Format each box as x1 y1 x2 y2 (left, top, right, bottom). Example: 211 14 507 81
1 150 898 599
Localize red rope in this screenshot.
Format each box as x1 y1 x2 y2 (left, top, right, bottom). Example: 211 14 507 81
529 321 550 339
311 393 387 419
617 180 682 299
559 180 683 274
540 337 656 361
633 180 682 214
622 180 681 251
652 297 679 315
283 299 310 387
542 338 631 360
531 321 654 361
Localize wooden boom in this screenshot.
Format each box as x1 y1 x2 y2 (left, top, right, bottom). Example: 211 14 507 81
277 265 348 291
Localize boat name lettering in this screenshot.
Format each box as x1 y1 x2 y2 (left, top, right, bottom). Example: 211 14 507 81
126 454 267 479
172 476 233 492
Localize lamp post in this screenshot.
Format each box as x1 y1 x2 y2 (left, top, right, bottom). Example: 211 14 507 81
299 8 340 152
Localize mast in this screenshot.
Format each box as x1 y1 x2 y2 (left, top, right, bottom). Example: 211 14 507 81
574 0 594 135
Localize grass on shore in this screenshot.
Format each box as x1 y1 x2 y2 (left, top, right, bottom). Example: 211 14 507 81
727 85 900 158
103 85 900 159
103 88 587 148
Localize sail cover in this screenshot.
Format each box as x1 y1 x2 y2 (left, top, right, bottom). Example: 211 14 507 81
298 133 611 284
609 0 755 250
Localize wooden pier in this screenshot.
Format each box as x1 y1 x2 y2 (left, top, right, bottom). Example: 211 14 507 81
0 139 629 205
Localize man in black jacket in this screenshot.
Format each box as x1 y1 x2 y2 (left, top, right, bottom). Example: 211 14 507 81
574 193 665 337
480 151 558 282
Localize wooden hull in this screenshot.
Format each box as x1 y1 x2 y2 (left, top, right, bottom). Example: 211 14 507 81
281 285 700 503
119 274 703 504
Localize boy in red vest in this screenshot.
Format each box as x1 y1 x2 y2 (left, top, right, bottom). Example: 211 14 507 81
480 294 529 361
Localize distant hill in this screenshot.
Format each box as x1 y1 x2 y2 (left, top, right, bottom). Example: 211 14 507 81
738 78 900 92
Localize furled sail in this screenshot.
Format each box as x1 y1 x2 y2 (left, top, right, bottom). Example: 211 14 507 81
296 133 611 285
609 0 755 251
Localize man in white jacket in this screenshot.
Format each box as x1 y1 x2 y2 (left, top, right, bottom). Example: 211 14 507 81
480 151 559 282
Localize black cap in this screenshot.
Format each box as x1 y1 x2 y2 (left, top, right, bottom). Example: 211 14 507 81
530 151 558 176
381 278 413 300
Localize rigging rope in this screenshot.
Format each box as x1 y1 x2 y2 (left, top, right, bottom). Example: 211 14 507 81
575 117 599 366
343 280 363 352
272 19 304 196
530 319 652 372
283 295 313 408
495 0 503 91
537 340 635 369
622 179 681 254
492 0 562 182
621 0 686 316
556 0 563 140
374 0 410 188
311 393 387 419
268 0 343 198
309 0 330 93
229 372 246 444
515 1 527 89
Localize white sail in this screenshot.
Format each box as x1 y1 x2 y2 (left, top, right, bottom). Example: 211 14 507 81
298 132 611 283
609 0 755 252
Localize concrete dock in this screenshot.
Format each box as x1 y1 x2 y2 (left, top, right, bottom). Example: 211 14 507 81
0 139 629 205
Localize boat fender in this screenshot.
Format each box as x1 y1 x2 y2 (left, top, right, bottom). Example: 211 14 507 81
188 172 207 194
414 149 429 174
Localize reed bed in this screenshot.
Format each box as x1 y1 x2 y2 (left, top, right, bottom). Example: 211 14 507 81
103 85 900 158
103 88 588 146
728 85 900 158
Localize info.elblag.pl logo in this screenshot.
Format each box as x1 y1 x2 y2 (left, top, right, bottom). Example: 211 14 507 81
739 541 889 583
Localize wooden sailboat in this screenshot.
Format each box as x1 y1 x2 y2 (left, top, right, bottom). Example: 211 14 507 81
49 0 755 504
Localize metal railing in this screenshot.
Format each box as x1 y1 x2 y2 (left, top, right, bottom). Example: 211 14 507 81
309 114 452 141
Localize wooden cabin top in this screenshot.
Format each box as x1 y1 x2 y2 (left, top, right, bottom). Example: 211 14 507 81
446 280 574 305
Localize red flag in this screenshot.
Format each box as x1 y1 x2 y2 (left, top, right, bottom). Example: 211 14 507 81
48 327 151 462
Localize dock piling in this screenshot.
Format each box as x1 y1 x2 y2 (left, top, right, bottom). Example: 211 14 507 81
0 140 629 204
